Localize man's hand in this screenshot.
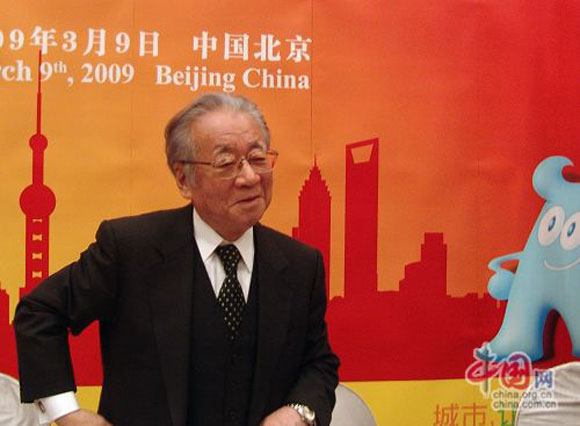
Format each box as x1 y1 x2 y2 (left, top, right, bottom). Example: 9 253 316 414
260 406 306 426
55 409 112 426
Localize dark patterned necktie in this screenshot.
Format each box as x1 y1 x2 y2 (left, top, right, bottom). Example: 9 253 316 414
215 244 246 340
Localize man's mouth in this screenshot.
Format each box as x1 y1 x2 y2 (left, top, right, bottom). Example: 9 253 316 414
544 257 580 271
236 195 261 204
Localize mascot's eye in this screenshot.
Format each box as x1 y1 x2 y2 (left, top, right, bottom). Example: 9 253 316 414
538 206 565 247
560 212 580 250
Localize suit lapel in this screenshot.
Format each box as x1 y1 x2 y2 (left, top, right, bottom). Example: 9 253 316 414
248 224 293 425
147 205 194 426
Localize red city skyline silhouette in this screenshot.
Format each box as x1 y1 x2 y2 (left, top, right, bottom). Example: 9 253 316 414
295 138 576 381
0 84 576 384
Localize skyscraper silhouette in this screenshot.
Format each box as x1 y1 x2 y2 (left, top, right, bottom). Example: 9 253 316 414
292 161 331 295
399 233 447 298
0 286 17 376
344 139 379 299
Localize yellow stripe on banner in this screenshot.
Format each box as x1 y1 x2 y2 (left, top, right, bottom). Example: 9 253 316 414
344 379 520 426
76 386 101 413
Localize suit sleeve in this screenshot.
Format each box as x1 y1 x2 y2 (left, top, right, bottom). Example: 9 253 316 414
14 220 119 403
284 250 340 426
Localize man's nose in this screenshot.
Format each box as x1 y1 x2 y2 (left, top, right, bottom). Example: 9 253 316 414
235 159 260 185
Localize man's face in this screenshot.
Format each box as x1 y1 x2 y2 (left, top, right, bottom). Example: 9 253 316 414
175 109 273 240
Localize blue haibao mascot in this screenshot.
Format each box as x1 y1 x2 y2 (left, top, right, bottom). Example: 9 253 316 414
487 156 579 360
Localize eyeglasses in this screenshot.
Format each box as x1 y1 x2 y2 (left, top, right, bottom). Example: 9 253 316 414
177 149 278 179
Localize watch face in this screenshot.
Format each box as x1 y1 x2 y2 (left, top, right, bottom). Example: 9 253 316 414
300 405 315 424
289 403 316 424
302 406 315 422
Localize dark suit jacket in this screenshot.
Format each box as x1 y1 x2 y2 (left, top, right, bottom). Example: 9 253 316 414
14 205 339 426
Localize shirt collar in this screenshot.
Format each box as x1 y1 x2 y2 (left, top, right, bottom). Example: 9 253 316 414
193 208 254 269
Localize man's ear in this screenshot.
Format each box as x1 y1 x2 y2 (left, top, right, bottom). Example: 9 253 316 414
173 162 194 199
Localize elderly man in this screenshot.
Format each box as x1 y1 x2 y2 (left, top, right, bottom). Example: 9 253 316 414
14 93 339 426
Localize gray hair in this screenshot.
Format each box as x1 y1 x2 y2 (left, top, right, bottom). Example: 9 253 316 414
164 93 271 175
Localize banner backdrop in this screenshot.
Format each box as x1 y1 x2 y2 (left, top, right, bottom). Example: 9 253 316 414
1 1 579 424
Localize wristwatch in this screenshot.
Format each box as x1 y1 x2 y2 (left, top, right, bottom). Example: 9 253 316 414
287 403 316 425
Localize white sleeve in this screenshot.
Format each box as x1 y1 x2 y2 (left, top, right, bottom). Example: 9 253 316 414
35 391 80 425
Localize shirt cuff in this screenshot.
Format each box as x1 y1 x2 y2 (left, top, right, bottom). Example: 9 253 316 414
35 391 80 425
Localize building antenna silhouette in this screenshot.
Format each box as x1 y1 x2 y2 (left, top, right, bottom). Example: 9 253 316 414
36 51 42 134
19 50 56 297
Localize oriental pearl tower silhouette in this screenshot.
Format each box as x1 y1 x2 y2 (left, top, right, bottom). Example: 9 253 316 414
19 51 56 298
15 52 101 385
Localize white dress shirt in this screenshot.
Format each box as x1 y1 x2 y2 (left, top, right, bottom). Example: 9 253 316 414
193 207 254 301
34 208 255 424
